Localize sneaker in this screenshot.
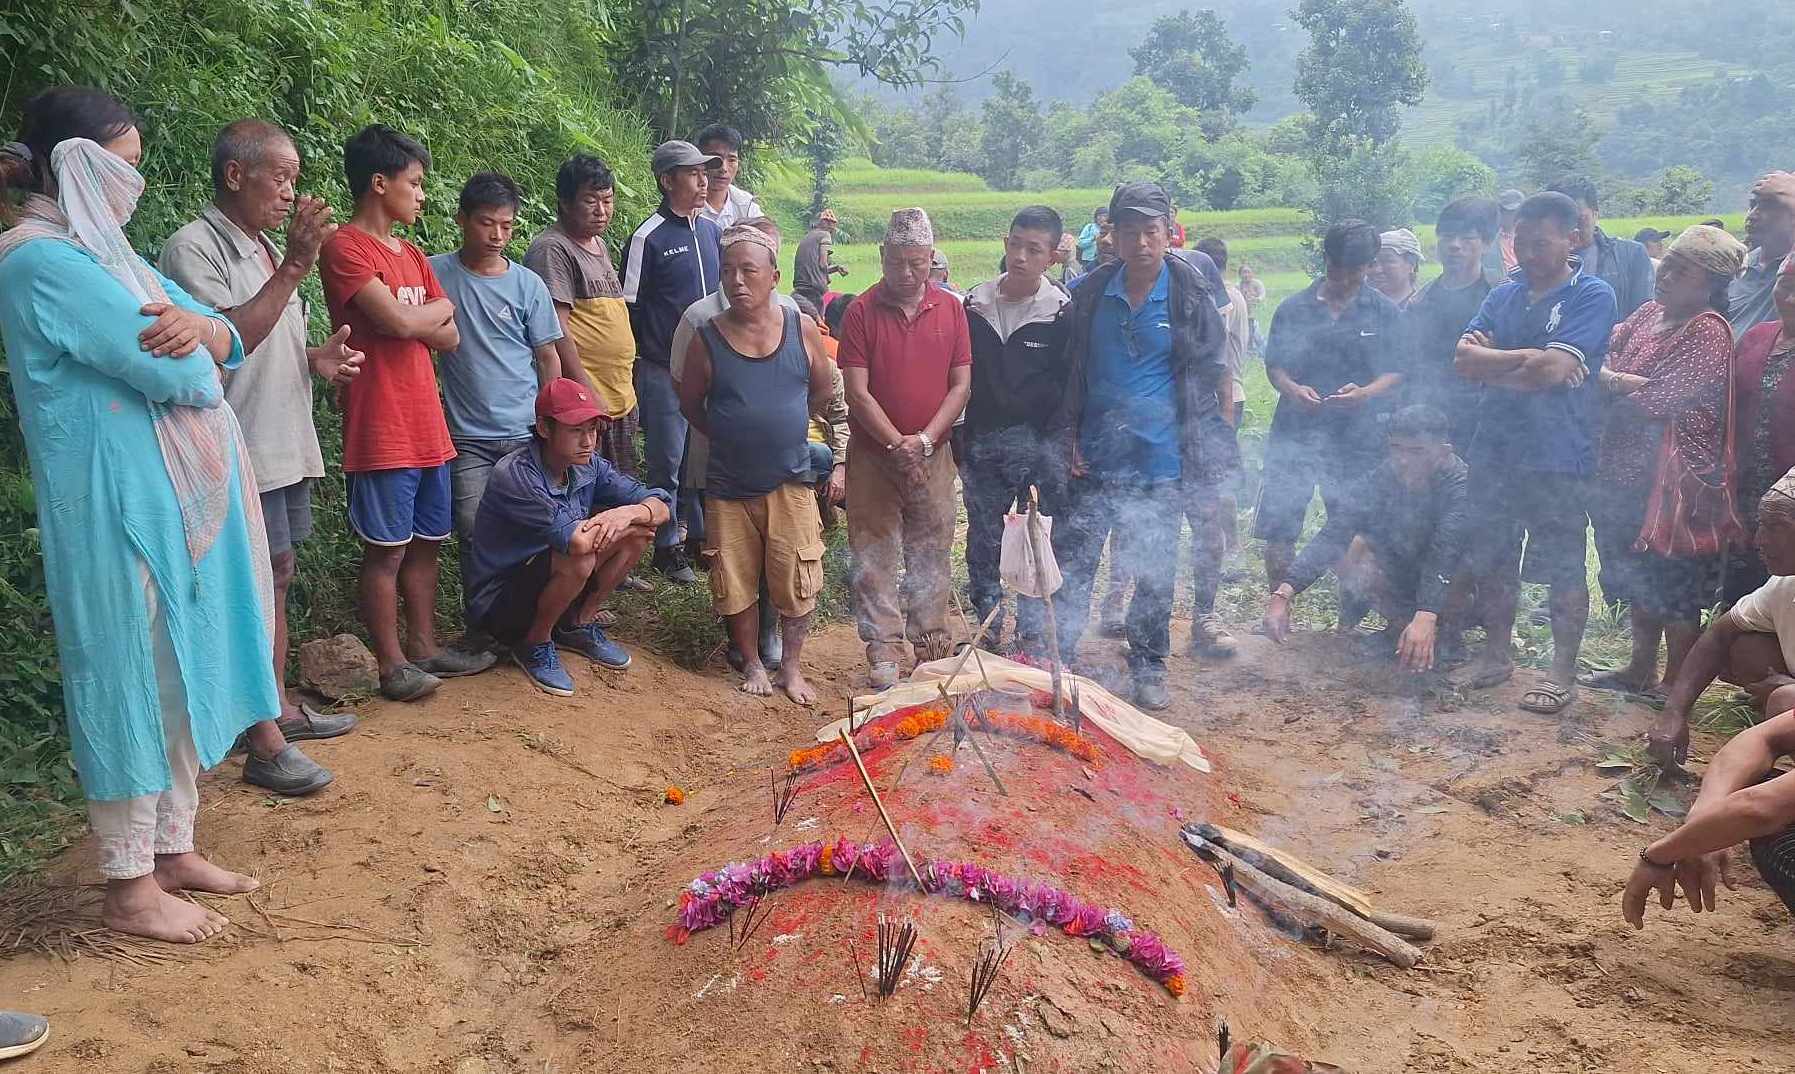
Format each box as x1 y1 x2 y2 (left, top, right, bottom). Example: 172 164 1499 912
868 660 900 690
553 622 632 670
654 546 698 585
0 1012 49 1060
1188 614 1238 658
513 640 576 696
1133 675 1171 712
243 745 334 796
417 644 499 679
380 662 442 701
276 704 359 742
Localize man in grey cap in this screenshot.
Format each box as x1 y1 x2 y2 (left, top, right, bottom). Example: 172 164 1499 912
621 139 724 584
1488 188 1524 279
1634 227 1670 266
1051 181 1237 711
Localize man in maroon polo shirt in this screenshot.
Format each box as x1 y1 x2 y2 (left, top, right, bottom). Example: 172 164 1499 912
838 207 973 687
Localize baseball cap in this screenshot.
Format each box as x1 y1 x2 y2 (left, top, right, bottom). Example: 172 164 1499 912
930 249 949 271
535 378 605 425
1634 227 1671 243
1109 181 1172 222
651 140 721 176
1497 189 1525 212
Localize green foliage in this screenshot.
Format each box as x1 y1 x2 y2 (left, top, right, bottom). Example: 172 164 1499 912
1292 0 1428 154
1513 102 1603 188
1604 166 1717 217
1129 8 1257 127
977 71 1043 191
1403 145 1496 223
802 115 846 217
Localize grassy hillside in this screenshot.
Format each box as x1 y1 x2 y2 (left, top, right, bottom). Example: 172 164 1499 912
1403 46 1742 150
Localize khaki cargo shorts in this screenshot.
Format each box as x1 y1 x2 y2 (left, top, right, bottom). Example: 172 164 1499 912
703 483 826 618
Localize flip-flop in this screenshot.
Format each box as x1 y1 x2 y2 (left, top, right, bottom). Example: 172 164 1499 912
1578 670 1653 695
1519 681 1575 714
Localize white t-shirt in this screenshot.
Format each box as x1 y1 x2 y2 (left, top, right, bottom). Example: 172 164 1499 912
1728 575 1795 673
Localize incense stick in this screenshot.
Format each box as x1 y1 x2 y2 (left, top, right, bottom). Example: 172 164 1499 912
874 913 919 1000
770 765 801 826
965 931 1012 1023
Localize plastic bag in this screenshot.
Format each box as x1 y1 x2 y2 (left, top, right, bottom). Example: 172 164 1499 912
1000 508 1062 597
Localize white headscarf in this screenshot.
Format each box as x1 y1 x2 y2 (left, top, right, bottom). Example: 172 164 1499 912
0 139 270 618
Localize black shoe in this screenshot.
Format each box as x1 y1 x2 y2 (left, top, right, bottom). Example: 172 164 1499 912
654 546 698 584
1133 676 1171 712
243 745 334 796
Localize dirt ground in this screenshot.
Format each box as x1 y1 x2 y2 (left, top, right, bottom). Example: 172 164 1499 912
3 616 1792 1074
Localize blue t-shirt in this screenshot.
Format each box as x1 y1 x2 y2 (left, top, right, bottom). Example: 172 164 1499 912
1080 262 1180 482
430 254 563 441
1463 261 1618 476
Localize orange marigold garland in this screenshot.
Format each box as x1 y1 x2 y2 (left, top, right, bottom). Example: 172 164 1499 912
664 786 686 805
928 754 954 775
787 703 1101 773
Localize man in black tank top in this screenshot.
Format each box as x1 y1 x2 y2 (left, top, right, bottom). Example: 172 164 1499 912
678 225 838 704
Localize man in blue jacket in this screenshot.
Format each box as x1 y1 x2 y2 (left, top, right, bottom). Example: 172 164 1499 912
1546 175 1655 320
622 139 723 584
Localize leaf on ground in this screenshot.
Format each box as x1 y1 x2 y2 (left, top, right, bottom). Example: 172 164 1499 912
1556 810 1589 825
1619 785 1652 824
1594 753 1636 773
1646 788 1689 818
486 794 504 813
1414 805 1450 815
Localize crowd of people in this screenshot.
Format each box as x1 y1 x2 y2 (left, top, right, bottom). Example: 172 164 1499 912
1 82 1794 1004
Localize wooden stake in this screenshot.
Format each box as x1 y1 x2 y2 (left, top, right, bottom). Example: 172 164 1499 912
1026 486 1065 722
839 727 926 890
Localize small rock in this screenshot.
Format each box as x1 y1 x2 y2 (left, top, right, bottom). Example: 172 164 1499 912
455 1058 491 1074
1374 847 1396 860
298 634 379 700
183 1045 207 1057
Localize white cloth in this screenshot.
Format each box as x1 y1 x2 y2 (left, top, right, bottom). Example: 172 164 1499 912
818 649 1212 772
1727 575 1795 675
696 184 764 231
86 607 201 879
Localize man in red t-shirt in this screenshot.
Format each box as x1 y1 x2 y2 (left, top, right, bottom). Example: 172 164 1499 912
838 207 972 687
319 124 496 701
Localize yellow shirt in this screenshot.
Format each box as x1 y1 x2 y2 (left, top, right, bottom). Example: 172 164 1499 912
568 295 636 417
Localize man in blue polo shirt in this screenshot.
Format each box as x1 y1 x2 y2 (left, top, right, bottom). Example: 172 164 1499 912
465 379 671 696
1454 191 1619 714
1053 181 1235 711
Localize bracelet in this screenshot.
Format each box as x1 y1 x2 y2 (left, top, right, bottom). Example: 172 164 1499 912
1639 847 1674 870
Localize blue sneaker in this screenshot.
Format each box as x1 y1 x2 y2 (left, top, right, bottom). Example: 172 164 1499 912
512 641 575 696
553 622 632 670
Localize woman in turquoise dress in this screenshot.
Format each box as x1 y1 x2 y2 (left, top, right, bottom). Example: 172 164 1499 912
0 87 279 943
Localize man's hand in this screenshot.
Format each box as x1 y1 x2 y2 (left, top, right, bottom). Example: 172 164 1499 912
138 303 217 358
1263 593 1293 643
282 195 336 273
1675 848 1735 914
1647 710 1692 770
308 325 364 386
827 463 847 504
1068 443 1089 480
1621 858 1679 930
1396 611 1438 673
1465 329 1494 349
830 264 849 277
1283 383 1324 410
1326 383 1370 409
890 434 930 481
1604 371 1652 396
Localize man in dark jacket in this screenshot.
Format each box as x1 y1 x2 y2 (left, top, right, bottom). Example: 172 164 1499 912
1052 181 1237 710
961 205 1072 655
621 139 723 583
1546 175 1655 319
1262 405 1470 673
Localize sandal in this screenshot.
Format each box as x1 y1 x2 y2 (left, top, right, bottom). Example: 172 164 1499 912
1519 680 1575 714
1456 661 1514 690
1578 670 1653 696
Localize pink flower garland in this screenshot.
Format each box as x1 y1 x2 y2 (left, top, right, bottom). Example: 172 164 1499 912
669 837 1187 996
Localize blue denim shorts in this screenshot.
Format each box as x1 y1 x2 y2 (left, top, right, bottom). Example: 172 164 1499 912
347 464 453 546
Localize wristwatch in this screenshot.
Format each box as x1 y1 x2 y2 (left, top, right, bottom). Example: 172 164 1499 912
918 432 935 458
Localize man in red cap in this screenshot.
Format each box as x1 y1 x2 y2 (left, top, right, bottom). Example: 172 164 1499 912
462 379 671 695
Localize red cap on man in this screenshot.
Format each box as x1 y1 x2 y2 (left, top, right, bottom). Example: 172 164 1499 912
535 378 605 425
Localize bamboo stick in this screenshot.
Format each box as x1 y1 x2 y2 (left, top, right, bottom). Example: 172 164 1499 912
1180 831 1422 969
839 728 926 890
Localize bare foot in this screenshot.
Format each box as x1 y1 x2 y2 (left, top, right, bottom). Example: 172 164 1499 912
153 851 259 895
103 877 229 944
739 665 774 697
776 667 818 705
1457 651 1514 691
